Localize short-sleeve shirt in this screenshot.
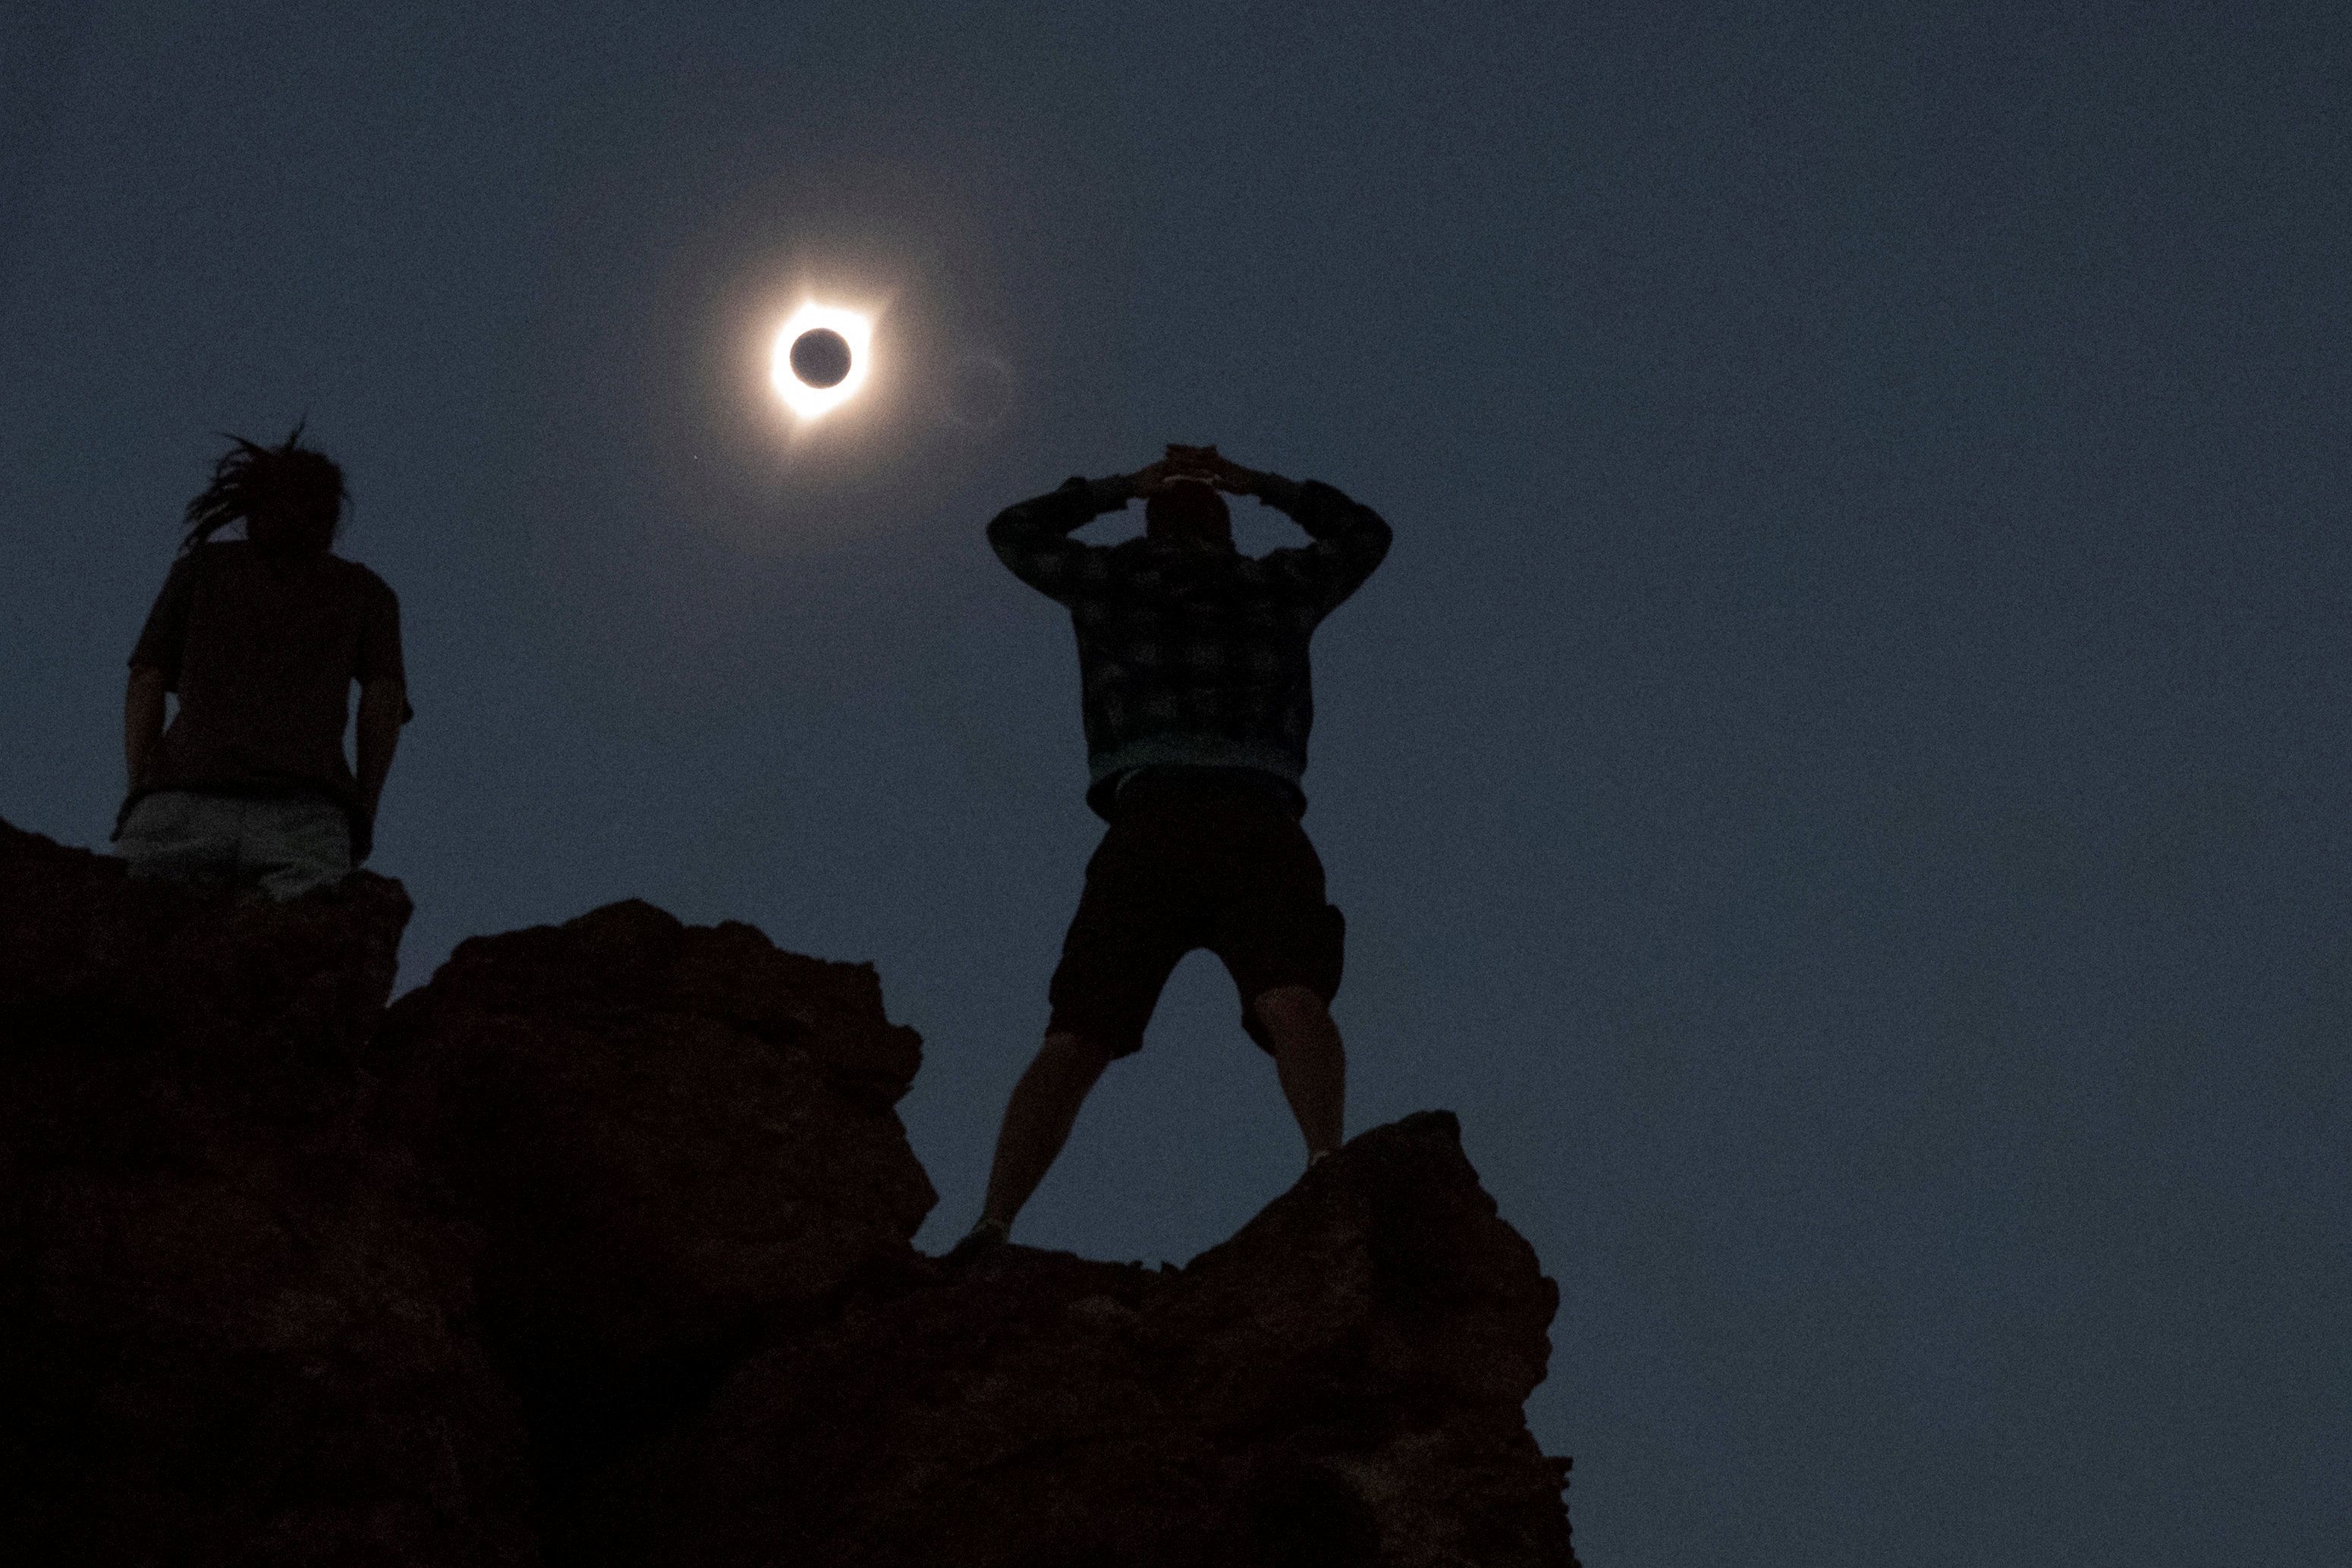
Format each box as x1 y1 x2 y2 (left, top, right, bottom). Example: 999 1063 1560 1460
120 540 407 849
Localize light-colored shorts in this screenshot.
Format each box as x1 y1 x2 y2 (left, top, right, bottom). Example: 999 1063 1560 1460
118 790 354 901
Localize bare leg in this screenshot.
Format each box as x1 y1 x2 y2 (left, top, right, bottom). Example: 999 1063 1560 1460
979 1032 1115 1232
1250 984 1346 1161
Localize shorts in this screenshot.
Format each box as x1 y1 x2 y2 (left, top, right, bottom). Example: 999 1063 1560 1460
1046 768 1346 1057
117 790 353 901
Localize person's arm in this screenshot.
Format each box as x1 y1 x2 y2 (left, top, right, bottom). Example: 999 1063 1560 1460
122 556 197 790
1181 449 1393 612
1250 476 1393 612
355 677 404 827
986 459 1174 604
124 666 168 788
349 571 413 851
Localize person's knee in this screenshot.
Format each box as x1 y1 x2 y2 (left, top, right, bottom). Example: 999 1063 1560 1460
1037 1030 1117 1081
246 797 353 900
118 791 237 883
255 860 349 901
1253 984 1332 1036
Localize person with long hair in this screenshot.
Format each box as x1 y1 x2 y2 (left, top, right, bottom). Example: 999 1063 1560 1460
116 425 410 899
954 444 1391 1258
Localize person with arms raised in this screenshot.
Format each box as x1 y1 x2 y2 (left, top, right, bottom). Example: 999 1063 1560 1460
956 444 1391 1258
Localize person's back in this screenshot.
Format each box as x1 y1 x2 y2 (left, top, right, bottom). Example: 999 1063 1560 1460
991 454 1391 822
117 428 409 900
957 445 1391 1258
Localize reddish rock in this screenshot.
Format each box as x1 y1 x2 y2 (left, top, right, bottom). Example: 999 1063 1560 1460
0 815 409 1105
373 899 937 1480
0 817 1573 1568
597 1114 1575 1568
0 820 534 1567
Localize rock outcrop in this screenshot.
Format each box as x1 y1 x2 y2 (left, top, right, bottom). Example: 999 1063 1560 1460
0 822 532 1567
0 816 1575 1567
373 898 935 1494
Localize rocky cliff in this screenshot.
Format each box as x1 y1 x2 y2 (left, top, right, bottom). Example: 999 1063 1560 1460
0 816 1576 1566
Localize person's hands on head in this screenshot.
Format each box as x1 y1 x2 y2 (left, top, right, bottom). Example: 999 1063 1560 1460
1165 444 1266 497
1123 454 1178 501
1120 445 1271 502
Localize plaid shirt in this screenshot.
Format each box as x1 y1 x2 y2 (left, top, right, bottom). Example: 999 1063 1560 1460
989 473 1392 819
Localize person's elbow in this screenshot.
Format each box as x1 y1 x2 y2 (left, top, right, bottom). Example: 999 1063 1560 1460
125 666 169 734
1346 506 1394 572
987 514 1068 592
359 677 410 731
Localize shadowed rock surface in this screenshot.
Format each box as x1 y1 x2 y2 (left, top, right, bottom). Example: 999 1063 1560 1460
0 815 1576 1566
596 1112 1571 1568
0 819 533 1567
372 897 938 1489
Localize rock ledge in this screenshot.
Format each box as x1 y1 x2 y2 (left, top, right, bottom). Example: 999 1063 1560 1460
0 817 1575 1567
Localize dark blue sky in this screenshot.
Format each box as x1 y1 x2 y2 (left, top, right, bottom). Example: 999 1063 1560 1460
4 4 2346 1563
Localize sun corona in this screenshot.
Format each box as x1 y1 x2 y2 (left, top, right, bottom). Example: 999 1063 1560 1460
770 303 873 420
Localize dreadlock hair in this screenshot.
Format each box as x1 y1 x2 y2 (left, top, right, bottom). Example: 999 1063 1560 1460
181 422 348 556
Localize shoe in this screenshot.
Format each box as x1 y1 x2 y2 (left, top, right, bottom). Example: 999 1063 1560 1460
945 1217 1010 1264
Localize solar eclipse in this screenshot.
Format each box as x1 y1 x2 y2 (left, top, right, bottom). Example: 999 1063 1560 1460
790 328 851 388
771 303 873 419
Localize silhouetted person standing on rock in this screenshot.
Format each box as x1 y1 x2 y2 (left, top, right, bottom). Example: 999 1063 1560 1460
116 426 410 900
956 445 1392 1257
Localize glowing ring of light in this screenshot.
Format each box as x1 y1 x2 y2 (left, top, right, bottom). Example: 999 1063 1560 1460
771 303 873 419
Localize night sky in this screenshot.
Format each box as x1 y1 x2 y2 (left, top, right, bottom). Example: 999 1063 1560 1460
4 4 2346 1563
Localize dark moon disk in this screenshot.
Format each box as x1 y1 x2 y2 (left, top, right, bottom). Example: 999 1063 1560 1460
788 328 853 388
